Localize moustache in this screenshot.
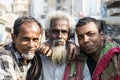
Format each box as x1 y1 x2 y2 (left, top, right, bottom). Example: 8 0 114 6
23 46 36 52
53 39 66 46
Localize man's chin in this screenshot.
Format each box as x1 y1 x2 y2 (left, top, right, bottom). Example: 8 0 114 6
21 53 35 60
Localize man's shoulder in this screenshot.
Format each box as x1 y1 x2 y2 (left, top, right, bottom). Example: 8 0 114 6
0 47 14 64
105 42 120 48
0 46 11 56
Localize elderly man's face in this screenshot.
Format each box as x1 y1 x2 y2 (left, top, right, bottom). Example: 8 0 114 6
50 19 69 45
49 19 69 64
12 22 41 60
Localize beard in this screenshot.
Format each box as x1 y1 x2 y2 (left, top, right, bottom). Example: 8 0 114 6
21 52 35 60
21 46 36 60
51 39 67 64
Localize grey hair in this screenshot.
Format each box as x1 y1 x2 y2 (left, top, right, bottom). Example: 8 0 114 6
45 11 75 30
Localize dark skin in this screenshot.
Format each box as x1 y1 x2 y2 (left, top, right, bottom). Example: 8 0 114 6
76 22 104 61
49 19 69 43
39 19 79 61
12 21 41 64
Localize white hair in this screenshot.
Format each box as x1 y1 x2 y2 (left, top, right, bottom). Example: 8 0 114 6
45 11 75 30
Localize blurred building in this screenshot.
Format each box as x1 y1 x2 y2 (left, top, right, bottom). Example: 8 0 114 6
0 0 18 46
0 9 10 45
63 0 102 19
106 0 120 16
102 0 120 25
12 0 30 16
0 17 8 46
101 0 120 44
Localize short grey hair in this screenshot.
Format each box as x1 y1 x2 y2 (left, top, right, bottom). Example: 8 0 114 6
45 11 75 30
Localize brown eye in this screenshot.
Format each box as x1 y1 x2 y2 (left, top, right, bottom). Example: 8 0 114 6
61 30 68 34
33 38 39 42
87 33 96 37
22 37 29 41
51 30 58 34
77 35 83 40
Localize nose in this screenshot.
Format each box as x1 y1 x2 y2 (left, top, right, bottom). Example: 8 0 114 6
28 40 34 48
58 31 62 38
83 35 89 43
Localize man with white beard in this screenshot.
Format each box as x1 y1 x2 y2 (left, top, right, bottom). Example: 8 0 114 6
39 11 91 80
0 16 42 80
51 39 67 64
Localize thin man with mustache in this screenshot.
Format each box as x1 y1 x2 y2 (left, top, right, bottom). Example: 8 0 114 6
0 16 42 80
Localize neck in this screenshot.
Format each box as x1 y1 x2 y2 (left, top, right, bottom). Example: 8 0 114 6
90 53 100 62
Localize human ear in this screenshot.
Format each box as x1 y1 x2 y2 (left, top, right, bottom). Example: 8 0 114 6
12 34 17 43
100 31 105 40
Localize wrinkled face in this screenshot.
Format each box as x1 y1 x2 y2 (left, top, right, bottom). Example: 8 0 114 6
76 22 104 56
49 19 69 64
49 19 69 46
12 22 41 60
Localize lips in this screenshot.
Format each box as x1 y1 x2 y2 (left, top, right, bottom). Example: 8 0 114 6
85 47 92 50
83 45 93 50
55 41 65 46
53 39 65 46
23 49 35 53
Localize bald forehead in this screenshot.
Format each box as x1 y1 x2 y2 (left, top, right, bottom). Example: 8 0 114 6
20 22 41 32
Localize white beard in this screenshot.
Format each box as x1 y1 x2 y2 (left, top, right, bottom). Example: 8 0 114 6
51 39 67 64
21 46 36 60
21 52 35 60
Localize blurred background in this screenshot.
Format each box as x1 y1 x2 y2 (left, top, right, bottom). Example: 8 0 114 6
0 0 120 46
